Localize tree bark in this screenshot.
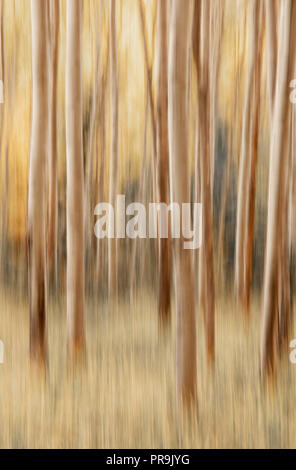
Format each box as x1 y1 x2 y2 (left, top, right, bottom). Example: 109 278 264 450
193 0 215 363
261 0 296 378
156 0 171 327
129 93 148 298
96 69 107 285
85 28 100 269
244 3 263 313
108 0 119 297
48 0 59 286
28 0 49 366
169 0 197 405
138 0 157 201
234 0 258 307
66 0 85 356
265 0 277 122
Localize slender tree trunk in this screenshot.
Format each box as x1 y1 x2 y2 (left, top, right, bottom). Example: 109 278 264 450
96 6 109 285
169 0 197 405
209 0 224 197
194 0 215 363
276 70 293 354
234 0 258 307
156 0 171 327
261 0 296 378
66 0 85 356
129 93 148 298
192 0 203 308
291 107 296 256
217 128 232 281
244 4 263 313
28 0 49 366
85 32 100 269
278 152 291 354
108 0 119 297
265 0 277 122
138 0 157 201
96 70 107 284
194 105 201 279
48 0 59 286
1 0 13 269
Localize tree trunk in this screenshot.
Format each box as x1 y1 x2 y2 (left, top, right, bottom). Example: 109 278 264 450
28 0 49 367
66 0 85 356
129 92 148 298
156 0 171 327
209 0 224 197
193 0 215 363
265 0 277 122
96 69 107 285
261 0 296 378
108 0 119 297
234 0 258 307
244 3 263 313
168 0 197 405
217 127 232 282
85 30 100 272
48 0 59 286
138 0 157 201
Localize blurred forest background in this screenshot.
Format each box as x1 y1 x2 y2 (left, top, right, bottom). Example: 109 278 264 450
0 0 296 448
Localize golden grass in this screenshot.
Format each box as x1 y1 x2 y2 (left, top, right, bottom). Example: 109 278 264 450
0 288 295 448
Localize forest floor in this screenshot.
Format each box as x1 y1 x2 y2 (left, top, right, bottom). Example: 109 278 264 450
0 288 295 448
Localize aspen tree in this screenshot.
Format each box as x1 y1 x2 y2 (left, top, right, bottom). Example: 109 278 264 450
66 0 85 355
193 0 215 362
108 0 119 297
48 0 59 284
28 0 49 365
234 0 258 307
169 0 197 404
156 0 171 326
265 0 277 121
261 0 296 377
245 3 263 313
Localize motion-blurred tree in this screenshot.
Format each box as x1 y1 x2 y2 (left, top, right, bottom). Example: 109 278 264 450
66 0 85 357
28 0 49 367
